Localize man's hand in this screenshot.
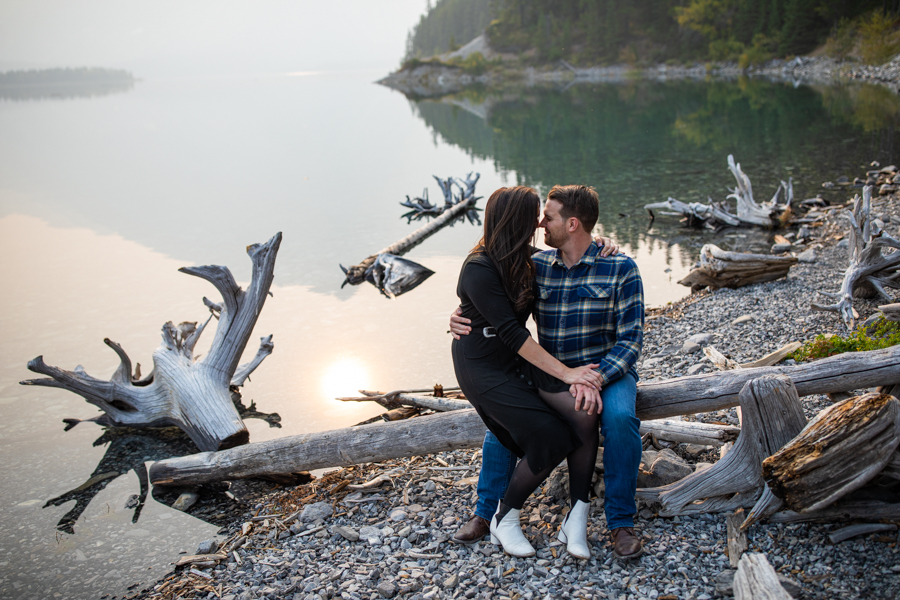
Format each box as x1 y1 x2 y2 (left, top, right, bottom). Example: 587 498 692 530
449 307 472 340
595 236 619 258
570 383 603 415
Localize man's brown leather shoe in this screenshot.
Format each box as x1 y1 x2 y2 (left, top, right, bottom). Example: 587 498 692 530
611 527 643 559
451 516 490 544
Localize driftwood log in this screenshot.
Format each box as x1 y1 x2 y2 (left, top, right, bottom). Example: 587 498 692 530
637 375 807 517
149 346 900 486
645 197 740 229
811 186 900 329
347 392 741 447
733 553 792 600
340 173 480 297
645 155 793 229
762 392 900 512
678 244 798 293
21 233 282 451
727 155 793 227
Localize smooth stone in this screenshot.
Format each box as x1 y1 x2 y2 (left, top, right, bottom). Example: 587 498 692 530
731 315 755 325
390 509 408 522
332 525 360 542
687 363 705 375
687 333 713 346
797 248 817 263
172 492 199 512
196 539 219 554
682 340 701 354
771 242 792 254
300 501 333 523
377 581 398 599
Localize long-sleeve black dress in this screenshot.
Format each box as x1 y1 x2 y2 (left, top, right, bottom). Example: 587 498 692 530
450 251 581 473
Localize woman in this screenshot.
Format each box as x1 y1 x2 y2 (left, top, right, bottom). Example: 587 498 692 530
451 186 604 559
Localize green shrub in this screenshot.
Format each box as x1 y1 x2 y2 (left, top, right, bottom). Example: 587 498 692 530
824 18 857 60
738 34 776 69
788 316 900 362
859 10 900 65
448 52 490 75
708 37 745 62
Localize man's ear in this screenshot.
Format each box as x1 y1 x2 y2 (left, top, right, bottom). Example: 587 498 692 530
566 217 580 233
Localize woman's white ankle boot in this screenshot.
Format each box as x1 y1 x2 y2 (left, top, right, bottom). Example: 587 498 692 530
490 502 535 557
558 500 591 559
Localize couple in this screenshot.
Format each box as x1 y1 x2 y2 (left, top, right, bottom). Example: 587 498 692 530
449 184 643 560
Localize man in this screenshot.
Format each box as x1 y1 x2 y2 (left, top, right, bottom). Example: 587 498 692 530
449 184 644 559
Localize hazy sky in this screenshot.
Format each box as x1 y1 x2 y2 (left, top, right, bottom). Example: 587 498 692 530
0 1 429 77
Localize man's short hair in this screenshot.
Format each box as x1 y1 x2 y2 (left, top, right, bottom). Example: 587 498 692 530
547 185 599 233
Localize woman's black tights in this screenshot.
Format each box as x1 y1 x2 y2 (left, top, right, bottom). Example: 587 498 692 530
498 390 600 511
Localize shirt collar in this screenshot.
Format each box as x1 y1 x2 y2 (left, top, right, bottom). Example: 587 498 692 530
550 240 600 269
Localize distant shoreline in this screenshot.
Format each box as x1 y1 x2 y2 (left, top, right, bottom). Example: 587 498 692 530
379 54 900 98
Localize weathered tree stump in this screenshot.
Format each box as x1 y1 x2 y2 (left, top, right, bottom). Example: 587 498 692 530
21 233 282 451
638 375 807 517
762 392 900 512
678 244 798 293
811 186 900 329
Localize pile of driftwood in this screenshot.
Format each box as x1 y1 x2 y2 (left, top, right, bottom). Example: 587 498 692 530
646 155 793 230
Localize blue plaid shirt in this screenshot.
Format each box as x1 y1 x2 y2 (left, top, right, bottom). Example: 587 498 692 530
533 242 644 385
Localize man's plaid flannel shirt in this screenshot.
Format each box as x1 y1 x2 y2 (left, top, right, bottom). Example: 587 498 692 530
533 242 644 385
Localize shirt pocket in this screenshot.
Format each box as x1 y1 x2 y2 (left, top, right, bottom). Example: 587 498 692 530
576 284 613 325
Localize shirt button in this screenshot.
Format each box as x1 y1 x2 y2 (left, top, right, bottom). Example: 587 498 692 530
519 374 525 379
528 380 533 386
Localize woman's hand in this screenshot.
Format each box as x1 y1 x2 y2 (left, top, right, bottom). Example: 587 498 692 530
594 236 619 257
449 307 471 340
570 383 603 415
561 363 602 388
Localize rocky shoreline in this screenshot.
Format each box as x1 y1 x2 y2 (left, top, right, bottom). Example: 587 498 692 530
378 54 900 98
130 187 900 600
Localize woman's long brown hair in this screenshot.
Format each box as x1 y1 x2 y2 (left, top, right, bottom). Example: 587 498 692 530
472 186 540 314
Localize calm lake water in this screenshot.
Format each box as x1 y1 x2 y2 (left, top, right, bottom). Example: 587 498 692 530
1 70 898 598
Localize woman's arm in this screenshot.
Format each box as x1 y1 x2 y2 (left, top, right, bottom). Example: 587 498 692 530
516 337 602 388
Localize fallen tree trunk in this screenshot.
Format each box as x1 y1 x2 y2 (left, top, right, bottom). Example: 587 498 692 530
645 197 740 229
150 346 900 486
21 234 282 452
678 244 798 293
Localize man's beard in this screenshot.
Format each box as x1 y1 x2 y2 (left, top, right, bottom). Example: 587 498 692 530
544 228 566 248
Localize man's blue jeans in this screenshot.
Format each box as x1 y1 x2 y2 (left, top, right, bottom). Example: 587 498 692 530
473 370 641 530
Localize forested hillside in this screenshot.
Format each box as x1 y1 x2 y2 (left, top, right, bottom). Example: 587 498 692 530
405 0 494 58
406 0 897 66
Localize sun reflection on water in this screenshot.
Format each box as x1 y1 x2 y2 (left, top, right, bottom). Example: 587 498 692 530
320 357 370 401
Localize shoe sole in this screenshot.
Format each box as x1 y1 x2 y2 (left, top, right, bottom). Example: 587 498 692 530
613 547 644 560
449 535 486 545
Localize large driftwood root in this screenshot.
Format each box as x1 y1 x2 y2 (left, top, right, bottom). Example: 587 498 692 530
678 244 798 293
150 348 900 487
811 186 900 329
762 392 900 513
21 233 282 452
637 375 807 517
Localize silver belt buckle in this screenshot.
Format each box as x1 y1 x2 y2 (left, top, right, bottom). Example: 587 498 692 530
482 327 497 338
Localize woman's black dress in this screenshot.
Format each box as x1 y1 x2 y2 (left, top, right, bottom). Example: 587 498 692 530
451 251 581 473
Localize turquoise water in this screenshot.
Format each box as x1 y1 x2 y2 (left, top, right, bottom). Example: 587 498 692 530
0 71 897 598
